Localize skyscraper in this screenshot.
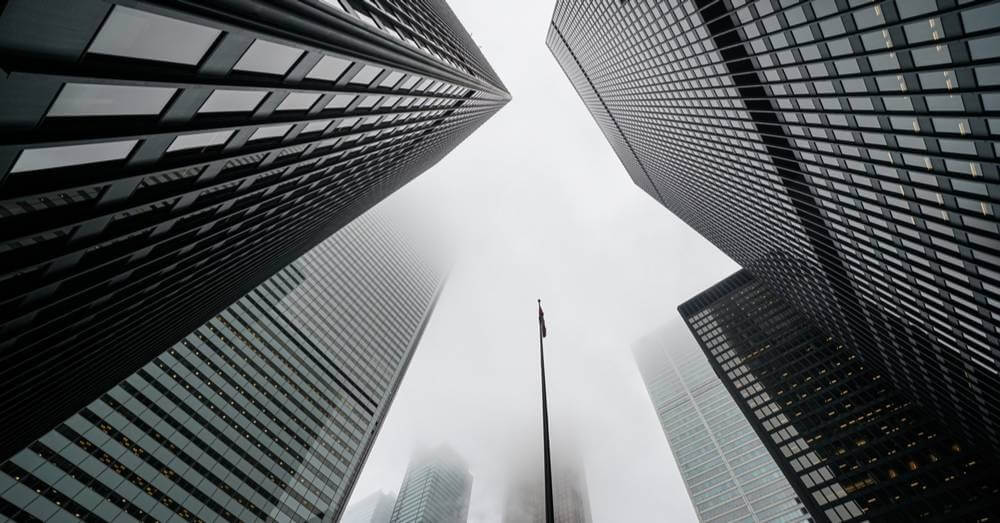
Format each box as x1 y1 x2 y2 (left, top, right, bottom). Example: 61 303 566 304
0 206 445 522
549 0 1000 459
679 270 1000 522
0 0 508 460
390 445 472 523
343 491 397 523
633 324 809 522
502 445 593 523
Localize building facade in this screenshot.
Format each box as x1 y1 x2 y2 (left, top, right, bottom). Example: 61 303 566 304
0 207 445 522
548 0 1000 460
502 448 593 523
390 445 472 523
343 490 397 523
634 324 809 522
679 270 1000 522
0 0 508 460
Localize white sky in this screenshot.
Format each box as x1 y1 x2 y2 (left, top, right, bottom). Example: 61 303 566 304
346 1 739 521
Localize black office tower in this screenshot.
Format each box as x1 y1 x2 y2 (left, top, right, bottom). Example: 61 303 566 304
549 0 1000 460
679 270 1000 522
0 0 508 460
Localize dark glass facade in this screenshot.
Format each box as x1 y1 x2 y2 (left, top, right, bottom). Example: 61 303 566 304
679 270 1000 522
0 208 445 522
548 0 1000 459
634 325 808 522
390 446 472 523
0 0 508 460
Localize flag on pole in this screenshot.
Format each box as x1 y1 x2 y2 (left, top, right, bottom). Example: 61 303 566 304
538 299 547 338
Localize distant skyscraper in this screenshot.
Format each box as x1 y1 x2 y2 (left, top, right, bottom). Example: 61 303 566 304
343 491 397 523
391 446 472 523
502 443 592 523
0 0 508 460
633 324 809 523
549 0 1000 459
679 270 1000 522
0 208 444 522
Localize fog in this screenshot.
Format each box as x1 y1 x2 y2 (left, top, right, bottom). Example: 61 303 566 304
345 0 739 520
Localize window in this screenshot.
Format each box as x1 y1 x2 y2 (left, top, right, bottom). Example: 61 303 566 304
249 124 292 141
167 130 234 152
199 90 268 113
11 140 138 173
349 65 383 85
301 120 332 134
88 6 221 65
234 39 303 75
276 92 321 112
307 55 352 81
48 84 177 117
379 71 405 88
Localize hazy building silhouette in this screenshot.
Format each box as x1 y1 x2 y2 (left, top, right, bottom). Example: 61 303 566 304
0 0 508 460
502 442 592 523
343 491 397 523
634 324 808 522
548 0 1000 460
391 445 472 523
0 208 444 522
679 270 1000 522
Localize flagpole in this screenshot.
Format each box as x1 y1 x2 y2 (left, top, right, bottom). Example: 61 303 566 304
538 299 555 523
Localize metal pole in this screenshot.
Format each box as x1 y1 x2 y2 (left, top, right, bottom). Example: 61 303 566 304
539 301 555 523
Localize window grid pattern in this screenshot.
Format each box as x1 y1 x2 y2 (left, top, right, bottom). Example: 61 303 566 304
0 0 508 460
680 270 1000 522
389 447 472 523
0 210 443 522
549 0 1000 462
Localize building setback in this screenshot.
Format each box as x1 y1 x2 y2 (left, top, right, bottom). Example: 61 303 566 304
343 490 397 523
634 324 808 522
0 0 508 460
679 270 1000 522
390 446 472 523
548 0 1000 460
0 207 445 522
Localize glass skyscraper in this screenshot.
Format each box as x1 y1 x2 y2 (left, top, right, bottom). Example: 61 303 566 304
0 0 508 460
549 0 1000 461
0 207 445 522
390 445 472 523
634 324 808 522
502 446 593 523
342 490 397 523
679 270 1000 522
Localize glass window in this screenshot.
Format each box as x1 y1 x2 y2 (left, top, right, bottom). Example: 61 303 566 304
306 55 352 81
961 3 1000 33
199 90 267 113
234 39 303 75
357 96 381 109
301 120 332 134
167 130 234 152
11 140 138 173
276 92 321 111
48 83 176 117
325 94 356 110
88 6 220 65
398 76 421 90
379 71 405 88
349 65 383 85
249 124 292 141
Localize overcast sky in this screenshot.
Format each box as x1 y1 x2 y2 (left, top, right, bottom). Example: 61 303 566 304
345 1 739 521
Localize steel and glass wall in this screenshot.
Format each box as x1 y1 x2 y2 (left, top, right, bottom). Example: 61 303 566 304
390 446 472 523
0 208 445 522
634 325 808 522
0 0 508 460
343 490 397 523
679 270 1000 522
549 0 1000 460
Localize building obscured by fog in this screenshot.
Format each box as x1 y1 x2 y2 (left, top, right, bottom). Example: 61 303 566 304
342 491 396 523
390 445 472 523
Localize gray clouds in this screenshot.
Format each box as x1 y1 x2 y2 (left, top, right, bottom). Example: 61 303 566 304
346 1 738 521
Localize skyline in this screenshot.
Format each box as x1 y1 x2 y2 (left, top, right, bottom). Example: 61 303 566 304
3 0 1000 521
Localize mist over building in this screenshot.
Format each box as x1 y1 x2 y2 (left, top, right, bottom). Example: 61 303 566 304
342 490 397 523
390 445 473 523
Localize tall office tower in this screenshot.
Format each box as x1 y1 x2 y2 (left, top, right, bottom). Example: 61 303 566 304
679 270 1000 522
633 324 809 522
0 207 445 522
501 445 592 523
343 491 397 523
0 0 508 460
390 445 472 523
548 0 1000 459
